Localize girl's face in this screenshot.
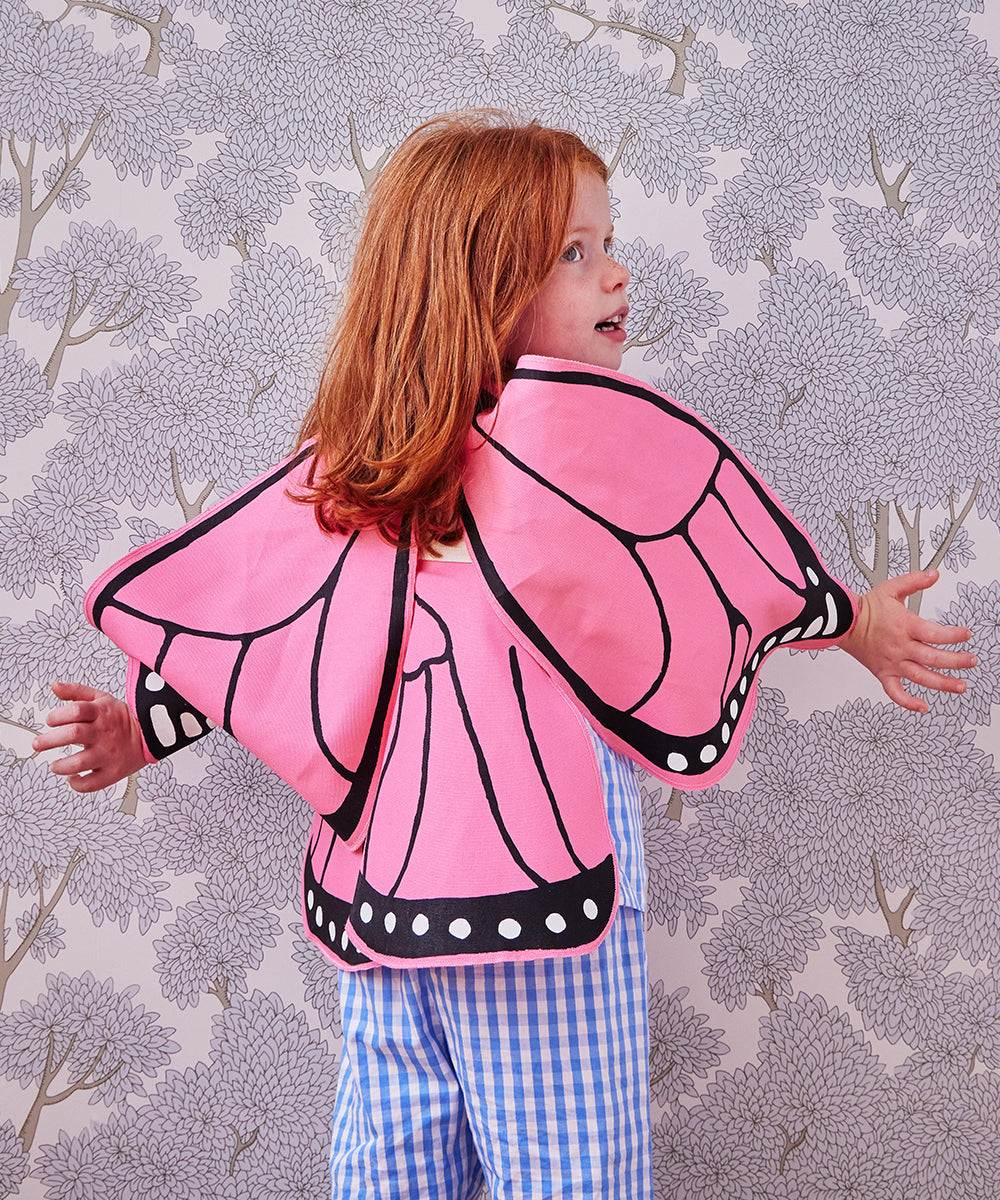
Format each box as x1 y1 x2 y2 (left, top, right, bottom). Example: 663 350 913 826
508 171 630 371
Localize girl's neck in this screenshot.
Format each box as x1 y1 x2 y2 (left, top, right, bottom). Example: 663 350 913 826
420 538 472 562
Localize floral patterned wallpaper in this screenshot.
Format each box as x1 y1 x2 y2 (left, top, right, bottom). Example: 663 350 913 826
1 0 998 1196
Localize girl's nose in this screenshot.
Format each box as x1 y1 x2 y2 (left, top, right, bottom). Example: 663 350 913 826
606 256 629 290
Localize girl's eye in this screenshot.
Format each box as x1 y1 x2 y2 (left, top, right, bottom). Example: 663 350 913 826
561 244 583 263
604 238 616 256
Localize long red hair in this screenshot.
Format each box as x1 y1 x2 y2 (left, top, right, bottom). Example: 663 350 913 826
298 112 607 552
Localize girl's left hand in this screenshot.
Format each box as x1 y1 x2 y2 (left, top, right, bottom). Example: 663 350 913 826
32 680 148 792
837 570 976 713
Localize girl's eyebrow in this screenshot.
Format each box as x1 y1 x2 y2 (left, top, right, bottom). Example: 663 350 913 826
566 222 615 237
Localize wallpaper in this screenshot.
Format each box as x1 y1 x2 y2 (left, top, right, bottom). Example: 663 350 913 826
1 0 997 1196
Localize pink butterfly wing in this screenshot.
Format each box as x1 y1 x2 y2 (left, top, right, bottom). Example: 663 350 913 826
86 448 414 840
342 561 617 968
302 814 371 969
462 359 855 788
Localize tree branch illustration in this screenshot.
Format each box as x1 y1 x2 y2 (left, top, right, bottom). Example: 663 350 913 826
622 310 654 352
836 509 879 589
0 714 38 737
170 449 217 521
922 481 982 576
0 853 84 1010
227 231 251 261
777 382 806 427
118 772 140 816
208 976 232 1009
43 283 143 386
754 244 779 276
621 300 714 358
58 2 173 76
347 114 394 191
247 371 277 416
872 852 915 945
18 1030 124 1151
754 979 779 1011
546 3 695 93
777 1124 808 1174
895 500 923 601
839 481 980 611
870 501 891 583
868 131 911 218
604 123 636 180
228 1124 260 1174
0 111 107 334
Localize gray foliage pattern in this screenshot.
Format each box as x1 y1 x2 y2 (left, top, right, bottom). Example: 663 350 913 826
1 0 998 1196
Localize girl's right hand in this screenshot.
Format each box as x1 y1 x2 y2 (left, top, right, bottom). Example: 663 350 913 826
837 571 975 712
32 681 148 792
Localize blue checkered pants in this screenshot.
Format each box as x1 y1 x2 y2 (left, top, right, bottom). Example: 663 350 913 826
329 906 651 1198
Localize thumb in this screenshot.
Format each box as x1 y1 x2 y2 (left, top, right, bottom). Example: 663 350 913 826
882 569 939 602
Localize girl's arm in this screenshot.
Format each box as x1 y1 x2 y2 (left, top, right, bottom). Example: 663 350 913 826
838 570 976 713
32 681 148 793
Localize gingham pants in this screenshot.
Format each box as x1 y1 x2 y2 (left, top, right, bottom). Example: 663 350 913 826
329 906 652 1199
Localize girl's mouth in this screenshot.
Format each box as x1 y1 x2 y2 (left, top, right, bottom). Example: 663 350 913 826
595 307 628 339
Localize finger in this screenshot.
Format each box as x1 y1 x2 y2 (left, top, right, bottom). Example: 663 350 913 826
33 725 90 753
43 701 97 730
65 770 110 794
48 747 101 776
881 675 929 714
908 619 972 647
901 663 967 694
882 570 939 602
50 680 99 703
915 647 977 671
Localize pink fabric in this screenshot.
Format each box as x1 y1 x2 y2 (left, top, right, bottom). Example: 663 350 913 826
86 448 414 844
362 562 608 897
337 559 615 969
461 356 857 787
85 358 856 969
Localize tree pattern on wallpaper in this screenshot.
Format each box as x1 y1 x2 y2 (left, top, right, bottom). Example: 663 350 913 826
0 0 997 1196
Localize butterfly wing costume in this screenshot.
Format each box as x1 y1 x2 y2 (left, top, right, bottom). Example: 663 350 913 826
85 357 856 970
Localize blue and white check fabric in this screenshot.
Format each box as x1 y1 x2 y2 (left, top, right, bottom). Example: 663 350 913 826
329 905 652 1199
329 731 651 1198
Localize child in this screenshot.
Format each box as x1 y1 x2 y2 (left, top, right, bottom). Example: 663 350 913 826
34 113 974 1199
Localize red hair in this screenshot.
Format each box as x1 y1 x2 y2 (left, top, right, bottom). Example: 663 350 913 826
298 112 607 553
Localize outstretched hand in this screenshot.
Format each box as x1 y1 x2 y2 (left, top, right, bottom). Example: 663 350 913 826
838 570 976 713
32 681 148 793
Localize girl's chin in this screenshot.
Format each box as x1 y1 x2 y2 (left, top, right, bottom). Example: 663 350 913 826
583 348 624 370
